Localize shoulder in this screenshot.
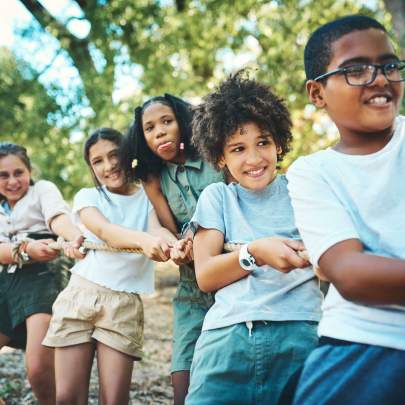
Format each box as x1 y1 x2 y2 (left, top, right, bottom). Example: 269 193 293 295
200 181 228 198
33 179 61 193
289 150 331 173
201 160 225 180
130 185 150 204
73 187 100 207
75 187 98 199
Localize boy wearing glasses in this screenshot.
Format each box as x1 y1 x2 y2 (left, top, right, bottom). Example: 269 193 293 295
287 15 405 404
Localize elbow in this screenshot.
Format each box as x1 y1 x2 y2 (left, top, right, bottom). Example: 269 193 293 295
327 264 362 302
333 278 360 301
98 228 117 248
197 280 215 293
195 267 216 293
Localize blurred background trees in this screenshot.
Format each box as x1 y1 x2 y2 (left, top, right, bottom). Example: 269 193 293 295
0 0 402 198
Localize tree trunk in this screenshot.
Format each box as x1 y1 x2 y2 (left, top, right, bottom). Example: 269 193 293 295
19 0 114 114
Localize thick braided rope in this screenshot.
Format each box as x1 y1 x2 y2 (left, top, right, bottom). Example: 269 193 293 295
49 239 144 254
49 239 308 260
50 239 235 254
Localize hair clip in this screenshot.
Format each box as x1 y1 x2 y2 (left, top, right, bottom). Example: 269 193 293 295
131 159 138 168
179 142 185 151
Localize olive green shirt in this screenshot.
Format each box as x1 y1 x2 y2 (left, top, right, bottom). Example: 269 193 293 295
160 159 225 232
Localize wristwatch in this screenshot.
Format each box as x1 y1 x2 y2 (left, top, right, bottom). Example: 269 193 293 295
239 244 256 272
19 241 31 263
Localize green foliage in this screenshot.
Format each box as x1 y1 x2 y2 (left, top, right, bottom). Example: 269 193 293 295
0 48 90 199
6 0 404 197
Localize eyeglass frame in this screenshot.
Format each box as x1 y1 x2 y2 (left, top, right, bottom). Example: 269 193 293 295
313 60 405 86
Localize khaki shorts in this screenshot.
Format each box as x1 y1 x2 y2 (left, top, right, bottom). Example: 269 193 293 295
43 274 144 360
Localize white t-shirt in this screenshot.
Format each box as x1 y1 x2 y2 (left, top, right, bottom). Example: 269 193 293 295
71 185 155 294
0 180 70 242
287 115 405 350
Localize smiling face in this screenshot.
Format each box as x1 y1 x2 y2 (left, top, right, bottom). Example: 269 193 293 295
88 139 127 194
220 122 280 190
307 28 403 151
0 154 31 208
142 102 183 163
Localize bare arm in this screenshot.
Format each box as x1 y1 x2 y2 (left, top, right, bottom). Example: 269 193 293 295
148 209 193 265
319 239 405 304
50 213 82 241
148 209 177 243
194 228 248 292
79 206 169 261
194 228 310 293
0 242 16 264
143 177 178 235
0 240 60 264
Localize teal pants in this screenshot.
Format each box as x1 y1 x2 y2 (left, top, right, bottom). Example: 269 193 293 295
171 264 214 373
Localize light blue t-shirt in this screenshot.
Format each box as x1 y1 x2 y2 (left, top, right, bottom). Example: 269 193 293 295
287 115 405 350
71 185 155 294
191 175 322 331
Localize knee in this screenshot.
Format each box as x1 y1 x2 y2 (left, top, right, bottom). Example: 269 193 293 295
56 386 87 405
56 394 79 405
26 361 54 396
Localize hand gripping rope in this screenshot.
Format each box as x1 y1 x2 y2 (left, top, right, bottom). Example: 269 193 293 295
49 237 309 260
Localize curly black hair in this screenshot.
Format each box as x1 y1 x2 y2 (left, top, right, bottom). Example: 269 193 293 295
191 72 292 169
304 15 387 81
123 94 198 182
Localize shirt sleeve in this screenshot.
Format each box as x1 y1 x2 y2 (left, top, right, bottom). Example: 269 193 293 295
73 188 100 213
287 157 359 266
36 180 71 229
190 183 225 235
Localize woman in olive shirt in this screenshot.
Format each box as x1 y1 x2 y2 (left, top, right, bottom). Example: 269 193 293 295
123 94 224 405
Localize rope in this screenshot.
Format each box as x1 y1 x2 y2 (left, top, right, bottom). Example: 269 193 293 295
49 239 144 254
49 239 309 260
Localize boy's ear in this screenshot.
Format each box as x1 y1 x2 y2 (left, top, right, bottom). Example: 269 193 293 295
306 80 326 108
218 156 226 169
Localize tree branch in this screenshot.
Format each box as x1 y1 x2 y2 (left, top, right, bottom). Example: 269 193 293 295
18 0 113 109
384 0 405 58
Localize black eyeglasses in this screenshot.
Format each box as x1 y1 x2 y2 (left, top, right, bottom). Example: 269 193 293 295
314 60 405 86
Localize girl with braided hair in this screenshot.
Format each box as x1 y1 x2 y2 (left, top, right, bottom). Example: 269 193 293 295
0 142 83 404
123 94 224 405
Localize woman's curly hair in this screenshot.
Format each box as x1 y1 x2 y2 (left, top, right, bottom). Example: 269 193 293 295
191 71 292 169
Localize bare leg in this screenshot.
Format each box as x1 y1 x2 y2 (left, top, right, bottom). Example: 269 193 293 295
0 333 9 405
0 331 11 349
172 370 190 405
54 342 95 405
25 313 56 405
97 341 134 405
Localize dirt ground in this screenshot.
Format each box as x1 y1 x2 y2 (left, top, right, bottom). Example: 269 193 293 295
0 264 179 404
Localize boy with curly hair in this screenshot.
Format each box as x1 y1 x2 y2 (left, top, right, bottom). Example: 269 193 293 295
287 15 405 404
185 72 323 405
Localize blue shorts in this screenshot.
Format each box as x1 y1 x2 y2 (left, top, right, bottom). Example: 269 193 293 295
186 320 318 405
292 337 405 405
171 264 214 373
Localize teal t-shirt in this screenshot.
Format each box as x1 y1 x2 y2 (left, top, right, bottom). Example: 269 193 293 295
160 158 225 232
